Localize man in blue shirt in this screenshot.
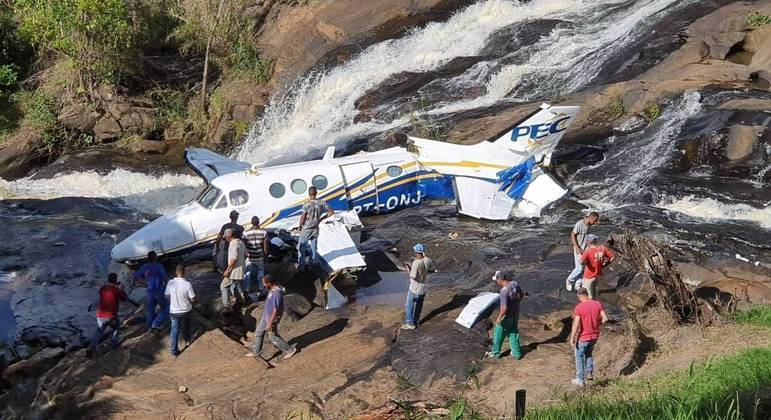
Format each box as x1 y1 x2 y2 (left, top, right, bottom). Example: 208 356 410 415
134 251 169 330
245 274 297 360
485 270 525 359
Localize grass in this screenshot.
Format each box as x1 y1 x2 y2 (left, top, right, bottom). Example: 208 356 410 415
642 101 661 122
733 305 771 328
606 95 625 118
525 347 771 420
747 12 771 28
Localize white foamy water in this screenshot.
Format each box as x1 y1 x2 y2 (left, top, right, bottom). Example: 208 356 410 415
237 0 692 164
0 169 203 214
236 0 584 163
659 196 771 230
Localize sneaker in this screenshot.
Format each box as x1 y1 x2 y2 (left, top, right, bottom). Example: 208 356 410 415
571 378 585 387
283 347 298 360
587 372 594 381
484 351 499 359
565 279 574 292
400 324 416 330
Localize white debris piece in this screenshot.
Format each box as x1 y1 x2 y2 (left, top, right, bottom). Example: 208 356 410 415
455 292 500 329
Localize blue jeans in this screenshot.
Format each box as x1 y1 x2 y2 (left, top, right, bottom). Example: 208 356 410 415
567 252 583 289
170 311 192 356
575 340 596 384
146 290 169 329
89 317 120 351
404 290 425 326
243 261 265 295
297 234 318 271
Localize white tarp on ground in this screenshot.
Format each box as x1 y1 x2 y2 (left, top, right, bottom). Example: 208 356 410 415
455 292 500 328
316 211 366 272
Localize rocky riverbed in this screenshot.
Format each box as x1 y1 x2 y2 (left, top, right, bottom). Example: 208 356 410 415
0 0 770 418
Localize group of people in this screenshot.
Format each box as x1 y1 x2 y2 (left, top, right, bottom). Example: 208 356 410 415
401 211 614 387
88 188 614 385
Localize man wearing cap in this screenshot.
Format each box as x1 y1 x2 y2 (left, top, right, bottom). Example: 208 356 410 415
579 234 615 300
570 287 609 386
566 212 599 292
402 243 436 330
485 271 525 359
214 211 244 270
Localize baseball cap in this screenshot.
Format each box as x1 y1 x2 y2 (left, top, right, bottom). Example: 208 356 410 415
491 270 508 281
586 234 598 242
413 244 425 254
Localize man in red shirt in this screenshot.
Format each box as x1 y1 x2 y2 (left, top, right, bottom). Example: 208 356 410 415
579 234 615 300
569 287 608 386
87 273 127 358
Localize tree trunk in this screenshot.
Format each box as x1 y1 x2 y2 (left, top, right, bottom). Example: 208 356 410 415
200 0 226 114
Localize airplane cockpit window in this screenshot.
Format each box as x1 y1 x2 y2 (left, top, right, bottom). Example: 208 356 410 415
269 182 285 198
291 179 307 194
215 196 228 209
312 175 328 190
195 185 222 209
229 189 249 206
387 165 403 177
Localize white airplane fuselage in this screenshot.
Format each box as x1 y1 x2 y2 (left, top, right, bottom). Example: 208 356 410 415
111 104 581 263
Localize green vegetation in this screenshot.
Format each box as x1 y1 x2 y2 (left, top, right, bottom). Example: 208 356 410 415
606 95 625 118
526 347 771 420
642 101 661 122
747 12 771 28
14 0 138 88
733 305 771 328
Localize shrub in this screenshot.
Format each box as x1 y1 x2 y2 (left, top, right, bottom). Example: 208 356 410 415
0 64 17 87
14 0 139 86
11 89 58 134
607 95 625 118
747 12 771 28
642 101 661 122
733 305 771 328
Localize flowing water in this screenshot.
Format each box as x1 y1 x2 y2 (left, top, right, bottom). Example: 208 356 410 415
0 0 768 347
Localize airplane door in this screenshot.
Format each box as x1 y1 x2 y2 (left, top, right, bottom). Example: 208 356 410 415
339 162 379 213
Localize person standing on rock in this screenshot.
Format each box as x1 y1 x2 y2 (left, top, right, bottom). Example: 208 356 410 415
402 243 436 330
243 216 269 301
134 251 169 331
566 212 600 292
579 234 616 300
221 228 247 307
569 287 608 386
214 210 244 271
165 264 196 357
485 271 525 360
297 187 333 271
87 273 127 358
245 274 297 360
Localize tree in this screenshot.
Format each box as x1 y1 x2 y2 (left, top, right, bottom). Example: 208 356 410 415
13 0 138 90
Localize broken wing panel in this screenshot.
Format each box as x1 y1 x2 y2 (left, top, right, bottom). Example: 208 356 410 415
512 169 568 218
455 292 500 328
316 211 366 272
184 147 252 184
454 177 514 220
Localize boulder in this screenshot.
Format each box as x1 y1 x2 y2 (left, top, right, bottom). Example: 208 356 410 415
726 124 763 161
114 137 168 154
93 117 122 142
57 103 101 132
0 131 45 179
163 121 186 142
118 109 155 133
613 115 648 134
1 347 65 383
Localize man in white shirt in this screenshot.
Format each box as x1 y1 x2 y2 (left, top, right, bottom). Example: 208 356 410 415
165 264 196 356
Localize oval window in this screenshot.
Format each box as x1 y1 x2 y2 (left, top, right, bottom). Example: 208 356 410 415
269 183 285 198
386 165 403 177
312 175 328 190
229 189 249 206
291 179 308 194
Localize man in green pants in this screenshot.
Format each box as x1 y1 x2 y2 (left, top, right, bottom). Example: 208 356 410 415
486 270 525 360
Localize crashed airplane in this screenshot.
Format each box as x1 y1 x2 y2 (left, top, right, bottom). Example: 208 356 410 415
111 103 580 267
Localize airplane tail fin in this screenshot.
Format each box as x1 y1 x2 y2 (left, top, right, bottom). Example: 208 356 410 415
487 103 581 166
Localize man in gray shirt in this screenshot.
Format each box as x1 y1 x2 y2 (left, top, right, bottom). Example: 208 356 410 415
297 186 333 271
402 243 436 330
566 212 599 292
221 229 247 307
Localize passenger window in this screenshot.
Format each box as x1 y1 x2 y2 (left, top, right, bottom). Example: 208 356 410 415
215 196 227 209
269 183 285 198
387 165 403 177
312 175 328 190
229 190 249 206
291 179 307 194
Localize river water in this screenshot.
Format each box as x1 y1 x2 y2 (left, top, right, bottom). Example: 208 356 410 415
0 0 768 348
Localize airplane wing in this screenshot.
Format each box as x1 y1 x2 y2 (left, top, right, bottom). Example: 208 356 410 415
184 148 251 184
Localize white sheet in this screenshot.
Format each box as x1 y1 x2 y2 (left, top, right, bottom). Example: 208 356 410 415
455 292 500 328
